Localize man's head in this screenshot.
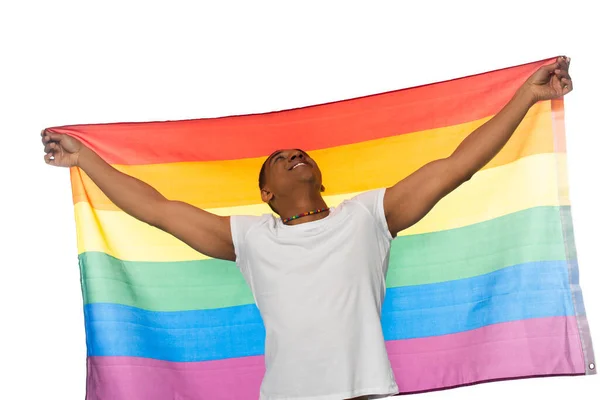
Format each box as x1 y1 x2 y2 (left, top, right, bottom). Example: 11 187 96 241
258 149 324 214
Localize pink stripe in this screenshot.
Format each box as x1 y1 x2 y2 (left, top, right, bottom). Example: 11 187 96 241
387 316 584 393
86 317 584 399
87 355 265 400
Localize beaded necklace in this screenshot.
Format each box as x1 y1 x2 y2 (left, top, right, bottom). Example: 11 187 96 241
281 208 330 224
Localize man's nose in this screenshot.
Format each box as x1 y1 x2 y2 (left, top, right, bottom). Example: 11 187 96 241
290 152 303 161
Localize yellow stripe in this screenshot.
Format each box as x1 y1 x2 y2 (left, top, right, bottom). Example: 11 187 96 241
401 152 566 236
74 153 567 261
72 101 553 210
74 192 355 262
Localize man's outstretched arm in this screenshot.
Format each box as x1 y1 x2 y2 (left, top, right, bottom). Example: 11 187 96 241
384 56 572 236
42 131 236 261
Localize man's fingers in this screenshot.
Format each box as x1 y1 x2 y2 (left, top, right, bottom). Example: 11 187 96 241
557 57 569 72
49 132 62 142
44 152 56 164
41 130 50 144
41 130 63 143
561 77 573 93
44 142 58 154
541 61 559 73
554 69 570 80
542 56 569 75
41 129 52 142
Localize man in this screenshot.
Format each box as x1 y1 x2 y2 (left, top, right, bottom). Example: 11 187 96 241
42 57 572 400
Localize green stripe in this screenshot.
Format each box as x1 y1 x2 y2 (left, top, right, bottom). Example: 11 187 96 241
80 206 569 311
386 205 570 287
80 254 254 310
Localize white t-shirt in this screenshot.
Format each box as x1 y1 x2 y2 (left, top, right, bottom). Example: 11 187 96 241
230 188 399 400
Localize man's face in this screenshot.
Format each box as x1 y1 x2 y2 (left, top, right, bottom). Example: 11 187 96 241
261 149 323 200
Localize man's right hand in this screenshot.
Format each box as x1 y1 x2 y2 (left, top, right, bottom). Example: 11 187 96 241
41 127 236 261
42 129 83 168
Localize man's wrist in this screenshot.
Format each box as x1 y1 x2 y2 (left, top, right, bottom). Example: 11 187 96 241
515 84 538 109
75 145 91 168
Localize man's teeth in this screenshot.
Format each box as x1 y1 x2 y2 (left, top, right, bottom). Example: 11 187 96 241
292 163 306 169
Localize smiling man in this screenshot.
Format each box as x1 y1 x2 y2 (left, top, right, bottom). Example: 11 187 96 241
42 57 572 400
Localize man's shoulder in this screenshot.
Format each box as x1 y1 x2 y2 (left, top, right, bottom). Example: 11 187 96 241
343 188 386 210
231 213 274 233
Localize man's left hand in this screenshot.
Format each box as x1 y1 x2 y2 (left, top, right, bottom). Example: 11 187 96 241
523 56 573 103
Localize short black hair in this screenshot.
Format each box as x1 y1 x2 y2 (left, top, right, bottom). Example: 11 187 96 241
258 158 268 191
258 155 278 214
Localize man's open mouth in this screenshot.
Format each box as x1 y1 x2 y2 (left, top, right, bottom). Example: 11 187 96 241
290 162 308 170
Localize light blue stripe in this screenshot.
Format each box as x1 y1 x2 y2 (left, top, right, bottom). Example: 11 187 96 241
85 260 573 361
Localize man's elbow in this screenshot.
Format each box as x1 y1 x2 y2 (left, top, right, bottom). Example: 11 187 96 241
461 170 475 183
444 157 475 188
144 199 171 229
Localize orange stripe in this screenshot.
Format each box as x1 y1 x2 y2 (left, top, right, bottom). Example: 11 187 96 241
552 98 566 153
71 102 554 210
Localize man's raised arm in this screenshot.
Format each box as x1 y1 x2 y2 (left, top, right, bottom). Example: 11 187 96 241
42 131 235 261
384 56 572 236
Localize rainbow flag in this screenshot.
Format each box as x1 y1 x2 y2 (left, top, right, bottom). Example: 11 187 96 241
49 58 595 399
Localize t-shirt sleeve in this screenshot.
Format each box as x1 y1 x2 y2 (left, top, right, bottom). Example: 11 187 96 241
229 214 264 266
351 188 394 241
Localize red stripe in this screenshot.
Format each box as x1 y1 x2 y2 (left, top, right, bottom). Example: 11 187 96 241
85 317 583 399
48 59 553 165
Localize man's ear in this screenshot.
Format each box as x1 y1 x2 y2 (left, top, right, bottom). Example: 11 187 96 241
321 185 325 193
261 188 273 203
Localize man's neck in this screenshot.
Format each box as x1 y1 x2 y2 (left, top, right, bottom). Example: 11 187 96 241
277 191 329 225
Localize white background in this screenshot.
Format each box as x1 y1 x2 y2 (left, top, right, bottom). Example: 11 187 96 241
1 1 598 399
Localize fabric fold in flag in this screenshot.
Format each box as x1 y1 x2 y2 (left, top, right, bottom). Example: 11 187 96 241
50 57 595 399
